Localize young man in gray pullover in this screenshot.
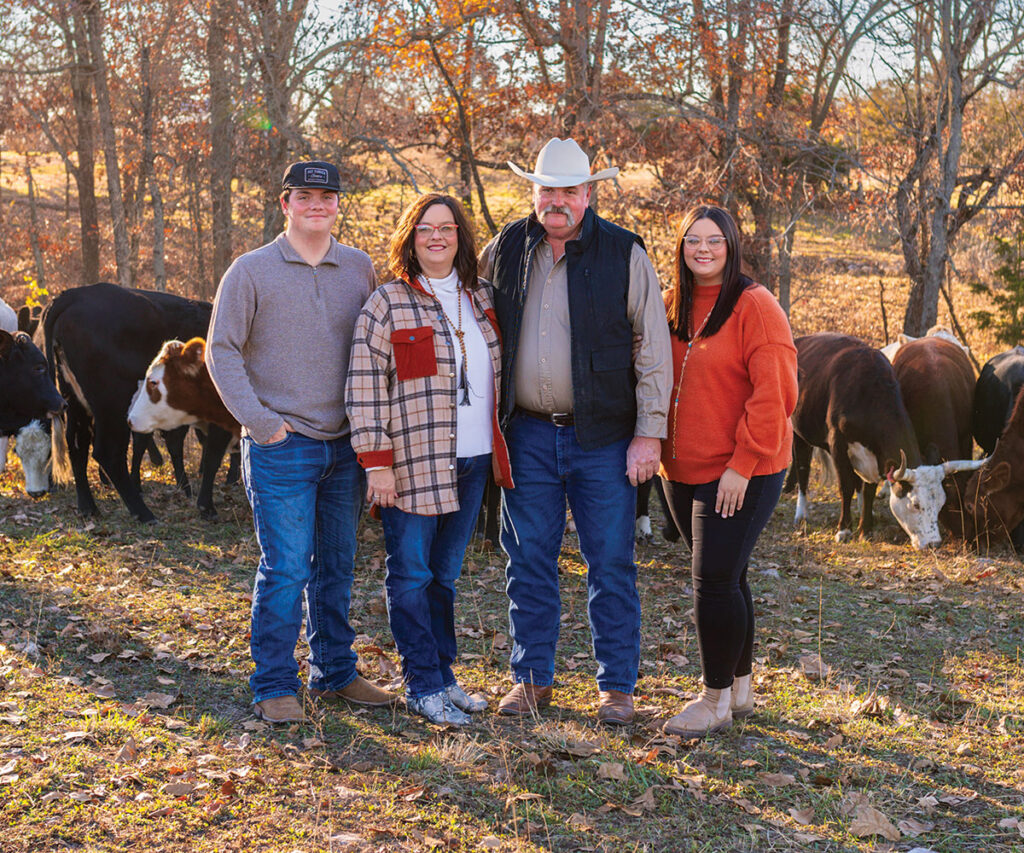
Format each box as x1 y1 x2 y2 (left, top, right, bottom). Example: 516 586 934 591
206 160 395 723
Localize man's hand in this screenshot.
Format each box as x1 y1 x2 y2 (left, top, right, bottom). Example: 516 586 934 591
625 436 661 486
367 468 398 508
715 467 749 518
260 422 293 444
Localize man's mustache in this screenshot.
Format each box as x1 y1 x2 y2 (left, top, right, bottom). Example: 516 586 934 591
539 204 575 227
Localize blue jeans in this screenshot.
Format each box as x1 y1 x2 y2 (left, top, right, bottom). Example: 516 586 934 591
380 454 491 699
500 414 640 694
241 432 363 703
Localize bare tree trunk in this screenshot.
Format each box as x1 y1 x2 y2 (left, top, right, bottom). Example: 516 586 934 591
188 156 208 298
83 0 131 287
24 156 46 291
68 5 101 284
208 0 234 286
140 46 167 291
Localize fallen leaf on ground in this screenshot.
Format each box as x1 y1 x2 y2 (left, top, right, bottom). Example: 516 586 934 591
114 737 138 763
396 784 425 801
479 837 502 849
567 813 593 829
138 692 176 709
161 782 194 797
898 817 934 837
850 804 900 841
597 762 625 780
789 806 815 825
756 772 796 787
798 654 830 680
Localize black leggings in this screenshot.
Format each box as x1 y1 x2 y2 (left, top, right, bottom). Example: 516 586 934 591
662 470 785 689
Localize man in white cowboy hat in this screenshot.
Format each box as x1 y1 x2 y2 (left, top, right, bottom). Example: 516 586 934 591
481 137 671 725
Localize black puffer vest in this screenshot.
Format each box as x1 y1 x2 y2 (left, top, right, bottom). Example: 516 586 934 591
490 207 644 449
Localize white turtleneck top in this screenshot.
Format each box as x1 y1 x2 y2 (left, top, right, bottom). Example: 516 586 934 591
420 270 494 458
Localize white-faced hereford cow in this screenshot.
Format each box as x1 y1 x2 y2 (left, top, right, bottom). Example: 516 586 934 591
41 283 235 522
790 333 978 549
129 338 240 440
0 330 68 496
887 336 984 545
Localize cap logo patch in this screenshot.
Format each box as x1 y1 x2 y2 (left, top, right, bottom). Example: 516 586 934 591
304 167 328 184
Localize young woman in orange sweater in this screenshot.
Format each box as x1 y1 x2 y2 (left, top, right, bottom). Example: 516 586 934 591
660 205 798 739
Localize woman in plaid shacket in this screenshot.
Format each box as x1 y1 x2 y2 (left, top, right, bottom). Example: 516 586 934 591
346 194 513 726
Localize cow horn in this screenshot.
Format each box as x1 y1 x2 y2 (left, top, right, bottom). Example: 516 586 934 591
942 458 986 475
893 449 908 482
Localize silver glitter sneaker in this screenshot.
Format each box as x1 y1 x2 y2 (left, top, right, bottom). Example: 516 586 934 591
445 682 488 713
407 690 471 725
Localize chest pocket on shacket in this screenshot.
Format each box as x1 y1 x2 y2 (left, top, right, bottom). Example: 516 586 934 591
391 326 437 380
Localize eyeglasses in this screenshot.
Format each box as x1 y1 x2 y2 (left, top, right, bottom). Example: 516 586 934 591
414 223 458 238
683 235 726 249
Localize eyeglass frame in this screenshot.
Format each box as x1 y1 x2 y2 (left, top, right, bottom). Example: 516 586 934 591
413 223 459 238
683 235 727 249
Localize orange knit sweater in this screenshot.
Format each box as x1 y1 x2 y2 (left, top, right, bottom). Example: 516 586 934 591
659 283 798 485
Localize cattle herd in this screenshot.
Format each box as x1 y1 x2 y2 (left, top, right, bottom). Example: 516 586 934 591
1 286 1022 554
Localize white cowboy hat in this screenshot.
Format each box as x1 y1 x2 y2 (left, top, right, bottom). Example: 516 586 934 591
508 138 619 187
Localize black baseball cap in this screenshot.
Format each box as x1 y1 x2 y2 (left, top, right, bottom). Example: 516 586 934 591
281 160 341 192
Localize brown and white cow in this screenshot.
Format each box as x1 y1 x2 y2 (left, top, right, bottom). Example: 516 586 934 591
790 333 980 549
879 325 970 363
128 338 240 440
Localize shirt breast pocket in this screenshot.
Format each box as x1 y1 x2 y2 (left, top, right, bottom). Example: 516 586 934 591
391 326 437 381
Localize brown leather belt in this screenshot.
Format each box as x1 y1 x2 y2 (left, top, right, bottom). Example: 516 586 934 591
517 407 575 427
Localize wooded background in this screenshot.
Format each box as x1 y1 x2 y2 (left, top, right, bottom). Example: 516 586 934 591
2 0 1024 338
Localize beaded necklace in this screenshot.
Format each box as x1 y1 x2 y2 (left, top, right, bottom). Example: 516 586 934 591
669 301 715 460
422 275 472 406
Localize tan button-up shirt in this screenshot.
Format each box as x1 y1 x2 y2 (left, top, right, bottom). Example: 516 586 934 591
481 236 671 439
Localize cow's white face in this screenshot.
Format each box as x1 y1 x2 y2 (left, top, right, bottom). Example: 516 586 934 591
14 420 51 498
127 367 197 433
889 458 987 549
888 466 946 549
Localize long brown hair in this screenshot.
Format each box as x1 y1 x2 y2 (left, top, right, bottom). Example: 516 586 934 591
667 205 752 341
387 194 480 289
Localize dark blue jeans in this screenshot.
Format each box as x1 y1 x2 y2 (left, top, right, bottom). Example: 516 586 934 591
500 414 640 694
241 432 363 703
662 470 785 689
380 454 491 699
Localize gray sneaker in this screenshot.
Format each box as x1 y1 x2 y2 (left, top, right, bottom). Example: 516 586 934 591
445 682 488 713
407 690 471 725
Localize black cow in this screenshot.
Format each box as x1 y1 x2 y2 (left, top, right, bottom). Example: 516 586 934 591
41 283 233 522
0 330 68 495
973 346 1024 455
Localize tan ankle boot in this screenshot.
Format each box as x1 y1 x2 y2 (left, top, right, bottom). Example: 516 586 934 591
731 674 754 719
663 686 732 738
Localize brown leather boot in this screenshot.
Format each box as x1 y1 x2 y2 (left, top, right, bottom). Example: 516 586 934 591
663 686 732 739
497 683 552 715
310 675 398 707
597 690 634 725
253 694 305 723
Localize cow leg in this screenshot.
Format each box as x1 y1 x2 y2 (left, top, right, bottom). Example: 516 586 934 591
64 397 99 517
92 419 155 523
858 480 877 538
635 477 653 541
196 424 232 520
224 449 241 486
833 449 858 543
474 471 500 548
792 437 813 526
0 435 7 474
129 432 152 490
651 475 680 542
160 426 192 496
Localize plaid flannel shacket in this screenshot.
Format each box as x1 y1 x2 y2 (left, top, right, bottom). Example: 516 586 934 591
346 276 513 515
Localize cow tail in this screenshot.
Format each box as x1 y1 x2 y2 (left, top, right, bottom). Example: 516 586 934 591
49 415 72 486
813 446 837 489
